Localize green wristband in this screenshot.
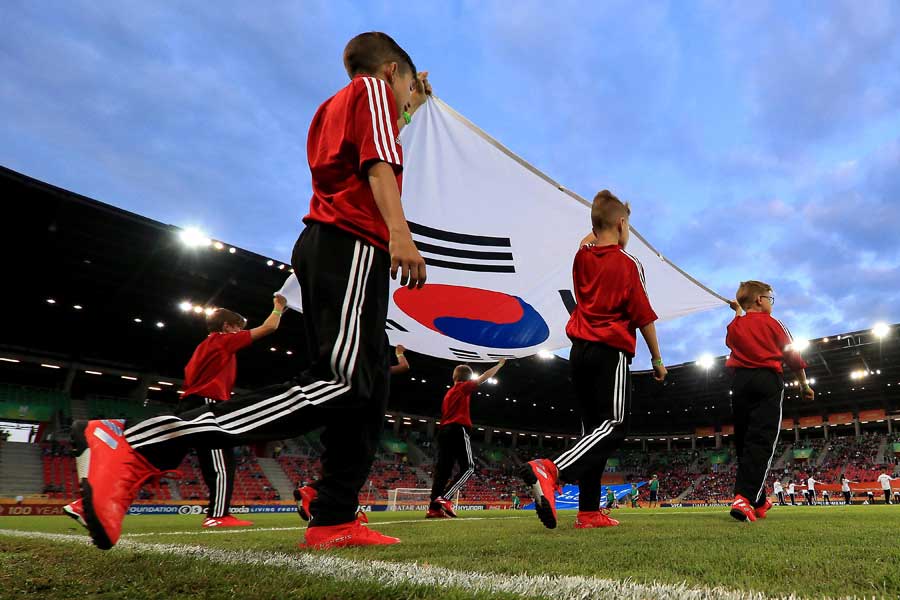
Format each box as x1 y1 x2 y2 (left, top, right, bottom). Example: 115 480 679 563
272 309 283 316
652 358 664 367
402 111 412 124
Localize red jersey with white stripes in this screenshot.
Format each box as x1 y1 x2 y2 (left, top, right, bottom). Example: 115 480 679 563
182 330 253 401
565 244 658 356
303 75 403 251
441 381 478 428
725 312 807 373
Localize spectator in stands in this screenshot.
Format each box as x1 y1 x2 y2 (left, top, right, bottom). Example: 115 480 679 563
725 282 813 523
427 360 507 519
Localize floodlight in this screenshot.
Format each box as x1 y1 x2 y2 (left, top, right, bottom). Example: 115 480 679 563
872 322 890 339
696 354 715 369
179 228 211 248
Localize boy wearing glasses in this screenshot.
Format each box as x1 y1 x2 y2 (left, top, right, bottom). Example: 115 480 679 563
725 281 814 522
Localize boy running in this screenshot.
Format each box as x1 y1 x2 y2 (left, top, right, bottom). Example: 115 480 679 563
725 281 814 522
178 300 287 528
519 190 666 530
64 297 286 529
426 360 506 518
72 32 432 550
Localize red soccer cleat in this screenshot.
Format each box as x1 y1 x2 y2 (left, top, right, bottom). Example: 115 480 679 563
754 498 774 519
730 494 758 522
72 419 172 549
300 519 400 549
425 508 451 519
203 515 254 528
519 458 560 529
293 485 317 522
435 496 457 518
574 509 620 529
63 498 87 528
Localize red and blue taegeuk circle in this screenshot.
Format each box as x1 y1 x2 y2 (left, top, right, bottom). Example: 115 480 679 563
393 284 550 349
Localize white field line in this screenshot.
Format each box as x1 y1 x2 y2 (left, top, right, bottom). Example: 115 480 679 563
0 528 798 600
119 515 528 538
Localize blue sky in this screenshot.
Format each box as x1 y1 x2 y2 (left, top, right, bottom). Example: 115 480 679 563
3 1 899 366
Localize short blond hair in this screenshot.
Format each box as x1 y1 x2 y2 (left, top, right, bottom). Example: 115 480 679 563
591 190 631 231
736 280 773 310
452 365 473 382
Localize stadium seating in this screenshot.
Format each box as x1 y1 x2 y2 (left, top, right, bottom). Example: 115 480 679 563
0 384 70 421
85 394 166 421
176 449 280 502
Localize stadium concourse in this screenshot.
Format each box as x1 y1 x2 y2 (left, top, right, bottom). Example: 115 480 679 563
1 166 899 516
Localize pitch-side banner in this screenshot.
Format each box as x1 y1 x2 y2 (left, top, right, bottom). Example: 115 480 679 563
280 98 726 362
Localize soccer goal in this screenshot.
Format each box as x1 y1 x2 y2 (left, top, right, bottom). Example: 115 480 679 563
386 488 459 511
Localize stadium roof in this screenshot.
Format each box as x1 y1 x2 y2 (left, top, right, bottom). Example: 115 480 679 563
3 165 899 436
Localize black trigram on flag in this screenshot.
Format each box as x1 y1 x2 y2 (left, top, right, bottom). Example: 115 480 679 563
408 221 515 273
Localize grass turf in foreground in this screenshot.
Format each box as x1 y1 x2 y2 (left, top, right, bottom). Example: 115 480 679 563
1 506 899 599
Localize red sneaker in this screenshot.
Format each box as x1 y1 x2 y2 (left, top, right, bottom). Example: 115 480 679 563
293 485 317 522
203 515 254 528
519 459 560 529
63 498 87 528
574 509 620 529
754 498 773 519
435 496 457 518
730 495 758 522
425 508 451 519
72 419 171 549
301 519 400 549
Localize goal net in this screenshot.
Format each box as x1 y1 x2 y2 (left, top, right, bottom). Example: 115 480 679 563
386 488 459 511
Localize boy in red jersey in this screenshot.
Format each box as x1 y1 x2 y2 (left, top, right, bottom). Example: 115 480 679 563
72 32 432 550
725 280 814 522
426 360 506 518
521 190 666 530
180 300 285 528
63 298 286 529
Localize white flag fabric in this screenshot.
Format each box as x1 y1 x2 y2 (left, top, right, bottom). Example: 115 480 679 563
280 98 726 362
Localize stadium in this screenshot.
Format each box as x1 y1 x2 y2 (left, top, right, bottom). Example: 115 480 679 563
2 166 899 598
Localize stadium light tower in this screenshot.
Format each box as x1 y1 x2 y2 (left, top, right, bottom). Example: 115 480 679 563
696 354 715 370
179 227 211 248
790 338 810 352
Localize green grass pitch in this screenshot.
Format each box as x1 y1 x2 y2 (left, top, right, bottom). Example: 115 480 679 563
1 506 898 599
